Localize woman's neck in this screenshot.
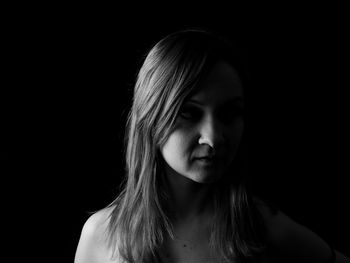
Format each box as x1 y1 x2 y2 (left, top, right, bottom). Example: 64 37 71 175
163 166 215 222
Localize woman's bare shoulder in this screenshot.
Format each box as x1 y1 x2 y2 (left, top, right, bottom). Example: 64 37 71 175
74 206 119 263
254 197 339 262
84 207 114 236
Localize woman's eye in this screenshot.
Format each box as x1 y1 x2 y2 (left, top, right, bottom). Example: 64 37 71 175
179 107 201 121
219 107 244 123
178 105 244 123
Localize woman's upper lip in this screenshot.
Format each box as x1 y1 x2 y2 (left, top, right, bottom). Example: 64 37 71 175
195 154 218 159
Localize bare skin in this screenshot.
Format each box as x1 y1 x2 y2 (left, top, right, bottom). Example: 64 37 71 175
74 207 117 263
75 204 350 263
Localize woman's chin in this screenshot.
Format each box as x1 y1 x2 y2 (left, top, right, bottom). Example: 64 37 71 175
188 171 224 184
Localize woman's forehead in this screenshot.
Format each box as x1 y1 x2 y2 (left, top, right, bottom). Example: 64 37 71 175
188 61 243 105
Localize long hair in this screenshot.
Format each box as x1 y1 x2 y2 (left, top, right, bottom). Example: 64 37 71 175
106 29 266 262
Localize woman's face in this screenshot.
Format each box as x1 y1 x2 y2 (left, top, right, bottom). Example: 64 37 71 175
161 61 245 184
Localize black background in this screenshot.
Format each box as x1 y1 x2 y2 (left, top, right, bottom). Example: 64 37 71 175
2 4 349 262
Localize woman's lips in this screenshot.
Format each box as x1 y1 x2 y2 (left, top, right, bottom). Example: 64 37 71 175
194 156 220 166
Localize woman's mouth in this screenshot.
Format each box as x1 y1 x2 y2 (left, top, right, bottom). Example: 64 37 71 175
195 156 220 166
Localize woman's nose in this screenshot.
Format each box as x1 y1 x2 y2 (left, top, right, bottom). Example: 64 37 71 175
198 115 225 148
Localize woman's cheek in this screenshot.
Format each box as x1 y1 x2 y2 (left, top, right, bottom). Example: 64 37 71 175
163 127 193 157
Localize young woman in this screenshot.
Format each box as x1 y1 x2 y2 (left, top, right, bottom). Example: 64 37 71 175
74 29 350 263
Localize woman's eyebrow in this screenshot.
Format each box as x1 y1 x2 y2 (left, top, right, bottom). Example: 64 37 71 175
224 97 244 104
186 99 204 106
223 97 244 107
187 97 244 106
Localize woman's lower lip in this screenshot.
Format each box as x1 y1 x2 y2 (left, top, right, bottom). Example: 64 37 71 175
195 158 219 166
